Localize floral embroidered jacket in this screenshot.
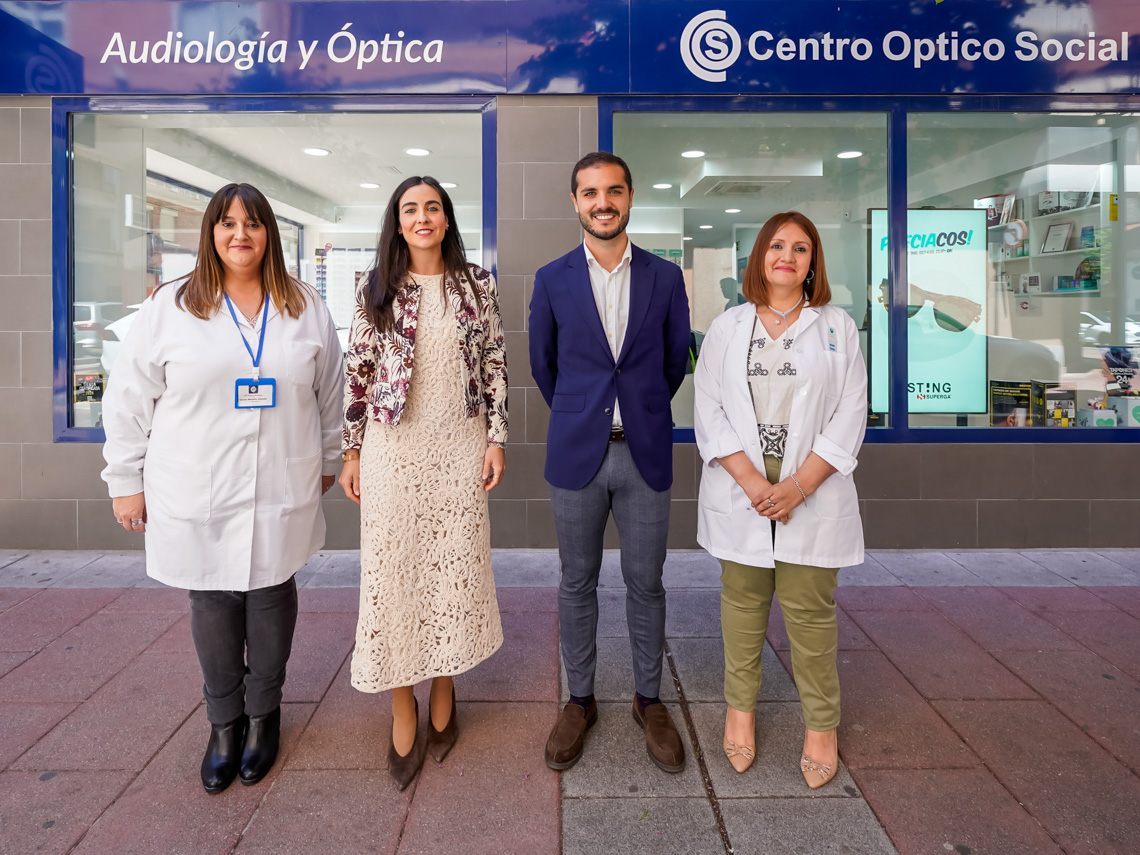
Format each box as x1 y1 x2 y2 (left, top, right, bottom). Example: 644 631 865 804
342 265 508 450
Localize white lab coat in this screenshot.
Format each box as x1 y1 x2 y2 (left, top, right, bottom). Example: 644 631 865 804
694 303 868 569
101 281 344 591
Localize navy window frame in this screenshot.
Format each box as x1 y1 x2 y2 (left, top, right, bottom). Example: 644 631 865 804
600 95 1140 444
52 95 497 442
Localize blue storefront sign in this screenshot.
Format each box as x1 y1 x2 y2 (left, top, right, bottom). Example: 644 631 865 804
0 0 1135 97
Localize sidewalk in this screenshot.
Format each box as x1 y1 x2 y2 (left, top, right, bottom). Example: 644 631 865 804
1 548 1139 854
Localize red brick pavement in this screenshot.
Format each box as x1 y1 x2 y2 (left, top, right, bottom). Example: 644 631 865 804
1 584 1138 854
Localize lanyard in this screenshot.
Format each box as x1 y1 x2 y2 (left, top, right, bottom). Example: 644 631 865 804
223 293 270 380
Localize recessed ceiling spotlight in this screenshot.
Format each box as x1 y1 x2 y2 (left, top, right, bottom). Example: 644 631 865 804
440 182 458 188
653 183 673 190
725 208 741 214
304 147 331 157
681 150 705 158
405 148 431 157
836 150 863 159
699 224 713 230
359 182 380 189
682 236 693 241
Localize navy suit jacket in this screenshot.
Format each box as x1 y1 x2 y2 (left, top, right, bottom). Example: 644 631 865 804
529 244 691 492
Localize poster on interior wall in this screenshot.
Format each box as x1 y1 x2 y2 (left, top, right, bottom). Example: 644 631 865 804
869 208 988 414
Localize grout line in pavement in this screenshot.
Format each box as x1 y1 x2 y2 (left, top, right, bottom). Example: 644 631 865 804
663 638 733 855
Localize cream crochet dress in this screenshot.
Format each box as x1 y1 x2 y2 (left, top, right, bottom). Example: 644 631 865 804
351 272 503 692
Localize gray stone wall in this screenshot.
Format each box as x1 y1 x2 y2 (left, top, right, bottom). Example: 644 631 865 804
0 94 1137 551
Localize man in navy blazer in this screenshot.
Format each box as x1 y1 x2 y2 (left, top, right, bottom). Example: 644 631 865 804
530 152 690 773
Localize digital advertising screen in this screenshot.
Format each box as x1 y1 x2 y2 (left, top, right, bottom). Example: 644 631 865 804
869 208 989 414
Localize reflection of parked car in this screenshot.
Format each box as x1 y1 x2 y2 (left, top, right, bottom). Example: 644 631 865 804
988 335 1061 382
99 306 141 376
1078 311 1140 346
74 301 126 370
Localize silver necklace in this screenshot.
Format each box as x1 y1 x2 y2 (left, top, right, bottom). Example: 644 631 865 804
767 292 804 326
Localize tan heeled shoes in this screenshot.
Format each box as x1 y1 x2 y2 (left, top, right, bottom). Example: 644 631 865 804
800 728 839 790
723 738 756 773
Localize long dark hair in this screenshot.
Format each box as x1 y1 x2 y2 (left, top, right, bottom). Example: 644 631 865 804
361 175 478 333
741 211 832 308
155 183 308 320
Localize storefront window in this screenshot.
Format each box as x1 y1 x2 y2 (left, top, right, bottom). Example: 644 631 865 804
614 110 889 430
67 109 483 430
906 112 1140 429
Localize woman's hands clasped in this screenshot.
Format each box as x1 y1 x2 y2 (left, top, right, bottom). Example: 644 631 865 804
113 492 147 533
752 478 804 525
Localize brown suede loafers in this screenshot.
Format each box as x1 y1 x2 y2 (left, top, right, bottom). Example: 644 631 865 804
544 700 598 770
632 701 685 773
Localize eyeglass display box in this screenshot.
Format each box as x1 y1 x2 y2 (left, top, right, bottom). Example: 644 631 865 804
1029 381 1075 426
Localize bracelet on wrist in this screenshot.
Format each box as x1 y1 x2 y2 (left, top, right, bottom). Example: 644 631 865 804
341 449 360 461
789 474 807 502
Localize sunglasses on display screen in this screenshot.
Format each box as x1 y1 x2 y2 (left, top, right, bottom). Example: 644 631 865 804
876 279 982 332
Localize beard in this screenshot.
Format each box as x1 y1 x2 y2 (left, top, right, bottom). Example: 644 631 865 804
579 207 631 242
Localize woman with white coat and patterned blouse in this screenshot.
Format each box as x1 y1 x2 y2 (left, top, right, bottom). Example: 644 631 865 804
338 175 507 791
694 211 867 789
102 183 343 795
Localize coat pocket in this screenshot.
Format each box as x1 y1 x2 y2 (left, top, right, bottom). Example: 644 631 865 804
144 454 211 524
698 461 735 515
286 340 321 388
283 450 323 513
551 393 585 412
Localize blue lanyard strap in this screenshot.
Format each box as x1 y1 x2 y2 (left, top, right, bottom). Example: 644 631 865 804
223 293 270 375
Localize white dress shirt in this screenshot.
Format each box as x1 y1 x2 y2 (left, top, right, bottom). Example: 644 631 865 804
101 281 344 591
583 239 633 428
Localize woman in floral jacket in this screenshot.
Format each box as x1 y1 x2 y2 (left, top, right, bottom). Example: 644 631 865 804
339 175 507 791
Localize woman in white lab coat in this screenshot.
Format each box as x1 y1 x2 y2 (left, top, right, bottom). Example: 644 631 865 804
693 211 867 788
101 183 343 794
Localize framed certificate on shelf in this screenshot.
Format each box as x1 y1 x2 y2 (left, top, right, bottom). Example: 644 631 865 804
1041 222 1073 254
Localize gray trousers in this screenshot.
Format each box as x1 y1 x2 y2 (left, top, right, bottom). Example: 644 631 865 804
188 576 298 724
550 441 671 699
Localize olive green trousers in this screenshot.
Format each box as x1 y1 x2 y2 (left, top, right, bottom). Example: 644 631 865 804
719 456 840 730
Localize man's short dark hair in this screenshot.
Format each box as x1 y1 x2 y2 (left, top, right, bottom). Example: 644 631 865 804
571 151 633 195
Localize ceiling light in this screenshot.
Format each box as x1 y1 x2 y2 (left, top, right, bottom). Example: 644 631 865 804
681 150 705 158
836 150 863 159
653 183 673 190
405 148 431 157
440 182 458 188
699 224 713 230
725 208 741 214
683 236 693 241
359 182 380 189
304 147 330 157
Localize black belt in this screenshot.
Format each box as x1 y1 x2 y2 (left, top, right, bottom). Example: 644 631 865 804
608 427 626 442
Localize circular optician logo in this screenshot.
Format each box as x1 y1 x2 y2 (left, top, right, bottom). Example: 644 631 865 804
680 10 742 83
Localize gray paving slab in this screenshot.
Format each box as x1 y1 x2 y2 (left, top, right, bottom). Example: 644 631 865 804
559 636 679 703
868 551 989 586
689 701 859 799
662 550 722 589
669 638 797 704
839 556 902 587
560 702 703 798
945 551 1073 587
491 549 561 586
1093 549 1140 574
1 551 101 587
304 552 361 588
0 550 28 570
53 552 159 588
1021 550 1140 586
561 797 724 855
719 796 898 855
291 552 331 588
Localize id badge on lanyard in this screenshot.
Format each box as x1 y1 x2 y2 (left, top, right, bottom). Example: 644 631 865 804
224 294 276 409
